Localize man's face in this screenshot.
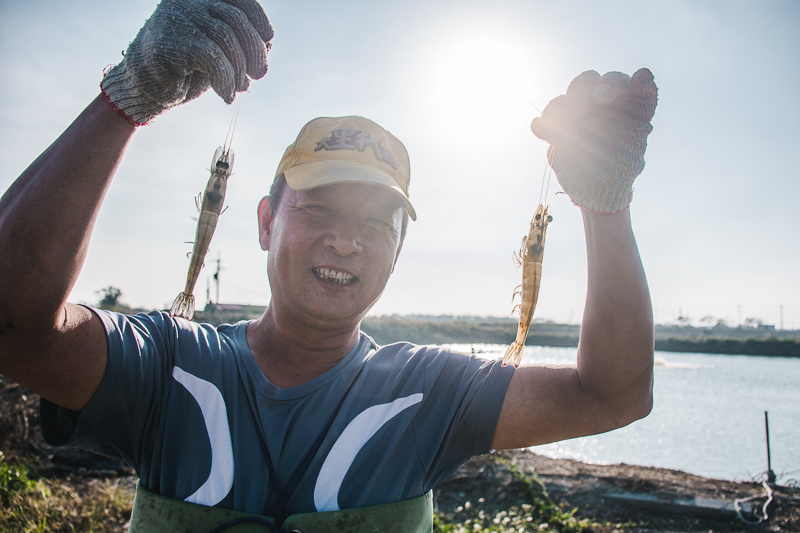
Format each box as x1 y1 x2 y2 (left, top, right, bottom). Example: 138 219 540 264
259 182 405 328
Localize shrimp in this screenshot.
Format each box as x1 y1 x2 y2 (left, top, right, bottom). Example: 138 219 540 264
169 146 234 320
502 203 553 367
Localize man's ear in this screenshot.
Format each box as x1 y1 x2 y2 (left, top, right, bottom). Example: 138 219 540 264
257 196 274 251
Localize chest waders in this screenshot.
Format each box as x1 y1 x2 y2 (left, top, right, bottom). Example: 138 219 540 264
129 483 433 533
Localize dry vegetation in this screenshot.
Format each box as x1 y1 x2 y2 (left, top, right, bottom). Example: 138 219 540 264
0 458 133 532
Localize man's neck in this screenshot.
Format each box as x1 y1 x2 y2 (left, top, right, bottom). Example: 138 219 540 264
245 306 361 389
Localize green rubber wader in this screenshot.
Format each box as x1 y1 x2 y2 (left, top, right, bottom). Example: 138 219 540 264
129 483 433 533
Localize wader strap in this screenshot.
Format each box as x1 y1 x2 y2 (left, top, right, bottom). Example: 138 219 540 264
129 483 433 533
246 362 367 520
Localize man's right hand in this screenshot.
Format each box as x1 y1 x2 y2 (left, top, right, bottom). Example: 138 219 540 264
102 0 274 125
0 1 274 412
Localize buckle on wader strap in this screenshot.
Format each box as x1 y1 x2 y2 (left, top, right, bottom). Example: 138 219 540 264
128 482 433 533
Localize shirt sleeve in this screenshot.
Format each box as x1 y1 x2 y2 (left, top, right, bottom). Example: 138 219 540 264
40 307 179 473
414 347 515 489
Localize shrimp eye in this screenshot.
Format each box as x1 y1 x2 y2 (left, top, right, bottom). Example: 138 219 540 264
535 214 541 221
217 161 229 170
547 215 553 222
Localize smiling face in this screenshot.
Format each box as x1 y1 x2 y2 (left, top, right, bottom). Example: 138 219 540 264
258 182 405 331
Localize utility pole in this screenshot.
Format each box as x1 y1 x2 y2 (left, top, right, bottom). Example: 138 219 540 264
779 305 784 331
206 277 211 306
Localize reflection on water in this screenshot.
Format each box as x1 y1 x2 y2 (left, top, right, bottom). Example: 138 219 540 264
654 356 715 369
444 343 800 482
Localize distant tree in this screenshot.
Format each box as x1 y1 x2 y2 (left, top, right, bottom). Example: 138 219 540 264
743 317 763 328
712 319 729 329
95 286 133 312
698 315 716 327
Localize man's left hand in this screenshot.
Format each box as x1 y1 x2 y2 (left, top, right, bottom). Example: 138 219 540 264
530 69 658 214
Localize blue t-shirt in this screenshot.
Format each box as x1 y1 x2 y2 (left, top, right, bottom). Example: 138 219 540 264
42 309 514 516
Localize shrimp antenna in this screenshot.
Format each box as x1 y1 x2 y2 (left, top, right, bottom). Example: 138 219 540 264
543 145 555 203
519 93 543 115
537 153 548 206
538 145 555 206
223 97 242 154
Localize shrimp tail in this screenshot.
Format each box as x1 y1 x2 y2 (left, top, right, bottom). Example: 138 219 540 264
502 340 526 368
170 292 195 320
503 311 533 367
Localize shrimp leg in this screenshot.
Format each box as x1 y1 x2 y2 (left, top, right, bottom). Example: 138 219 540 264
169 146 233 320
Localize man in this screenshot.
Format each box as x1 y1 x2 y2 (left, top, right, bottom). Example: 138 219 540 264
0 0 656 531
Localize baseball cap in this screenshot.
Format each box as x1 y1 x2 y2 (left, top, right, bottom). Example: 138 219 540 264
274 116 416 220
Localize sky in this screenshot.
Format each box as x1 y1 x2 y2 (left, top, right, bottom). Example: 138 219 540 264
1 0 798 328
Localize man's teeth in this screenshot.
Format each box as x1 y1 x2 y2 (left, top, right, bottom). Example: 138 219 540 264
314 268 354 284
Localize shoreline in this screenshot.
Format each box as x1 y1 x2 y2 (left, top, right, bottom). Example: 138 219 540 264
436 449 800 531
360 318 800 358
92 306 800 357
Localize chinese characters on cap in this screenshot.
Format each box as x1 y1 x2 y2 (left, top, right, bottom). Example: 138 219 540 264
315 128 399 170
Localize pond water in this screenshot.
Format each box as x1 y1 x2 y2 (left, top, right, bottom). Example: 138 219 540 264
446 343 800 483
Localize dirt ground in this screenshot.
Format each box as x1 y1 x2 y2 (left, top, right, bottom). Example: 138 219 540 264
438 450 799 532
2 377 798 531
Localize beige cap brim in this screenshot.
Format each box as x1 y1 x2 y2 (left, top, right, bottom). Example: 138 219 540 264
283 159 417 221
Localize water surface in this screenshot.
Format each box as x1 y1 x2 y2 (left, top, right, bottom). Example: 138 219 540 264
446 343 800 482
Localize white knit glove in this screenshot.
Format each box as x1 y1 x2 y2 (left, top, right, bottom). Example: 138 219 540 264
101 0 273 125
530 69 658 214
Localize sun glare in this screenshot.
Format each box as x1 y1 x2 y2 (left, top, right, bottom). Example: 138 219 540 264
420 28 553 136
403 21 564 183
401 23 561 198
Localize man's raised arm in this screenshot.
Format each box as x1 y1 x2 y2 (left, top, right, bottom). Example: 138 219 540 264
492 69 658 450
0 0 273 412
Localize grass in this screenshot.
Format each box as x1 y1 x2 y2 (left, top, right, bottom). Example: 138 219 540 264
2 452 594 532
0 452 133 532
433 456 593 533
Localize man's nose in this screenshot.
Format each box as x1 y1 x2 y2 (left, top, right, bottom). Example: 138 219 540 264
322 220 363 256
